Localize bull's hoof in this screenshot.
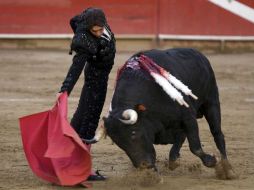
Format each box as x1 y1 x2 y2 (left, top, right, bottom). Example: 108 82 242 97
168 159 180 170
215 159 238 180
201 154 217 168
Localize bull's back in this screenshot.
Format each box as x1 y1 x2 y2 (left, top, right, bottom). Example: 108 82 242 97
143 48 216 103
114 48 218 120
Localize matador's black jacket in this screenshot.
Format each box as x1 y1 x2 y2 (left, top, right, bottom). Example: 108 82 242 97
59 15 116 140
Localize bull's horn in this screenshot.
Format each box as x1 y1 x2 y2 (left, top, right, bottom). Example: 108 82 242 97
119 109 138 125
82 124 106 144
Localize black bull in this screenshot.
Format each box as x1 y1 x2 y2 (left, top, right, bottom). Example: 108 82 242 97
97 48 235 178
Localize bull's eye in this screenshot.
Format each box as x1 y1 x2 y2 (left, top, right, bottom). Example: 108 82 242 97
131 131 136 139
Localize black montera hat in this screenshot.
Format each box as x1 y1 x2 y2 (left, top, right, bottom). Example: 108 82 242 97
80 7 107 29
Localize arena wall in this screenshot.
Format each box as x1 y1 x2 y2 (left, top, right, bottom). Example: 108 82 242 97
0 0 254 52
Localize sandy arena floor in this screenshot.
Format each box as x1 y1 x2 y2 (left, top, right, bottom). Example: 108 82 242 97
0 49 253 190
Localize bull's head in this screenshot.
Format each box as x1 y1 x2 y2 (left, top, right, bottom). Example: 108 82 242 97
82 102 157 169
104 107 156 170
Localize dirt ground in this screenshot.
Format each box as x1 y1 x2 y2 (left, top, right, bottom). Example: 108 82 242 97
0 49 253 190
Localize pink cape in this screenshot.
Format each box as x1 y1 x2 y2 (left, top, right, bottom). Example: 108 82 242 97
19 92 91 186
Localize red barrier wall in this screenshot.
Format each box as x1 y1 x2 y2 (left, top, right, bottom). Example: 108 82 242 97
159 0 254 36
0 0 253 36
0 0 157 34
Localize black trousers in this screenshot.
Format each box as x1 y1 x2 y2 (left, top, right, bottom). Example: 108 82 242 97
70 63 111 139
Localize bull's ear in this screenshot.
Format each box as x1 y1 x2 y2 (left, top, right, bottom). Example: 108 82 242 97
135 104 146 112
